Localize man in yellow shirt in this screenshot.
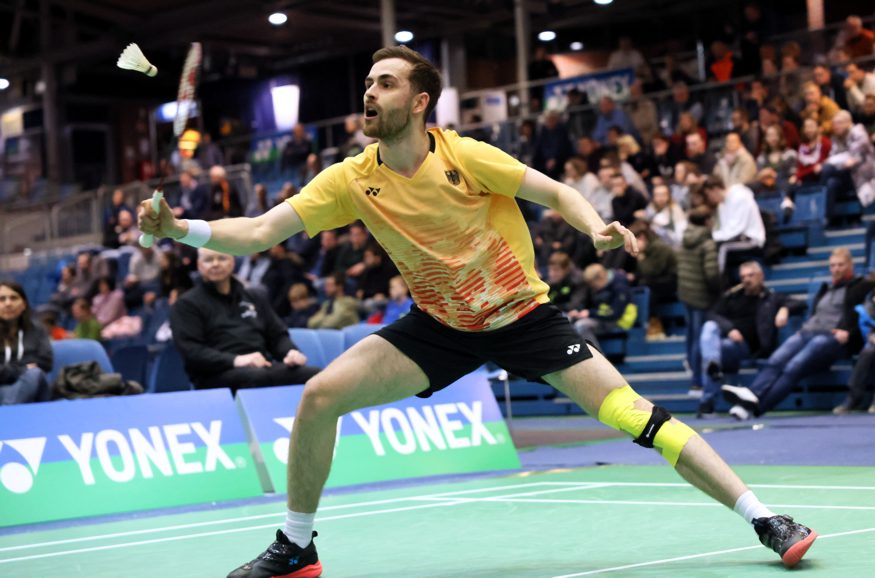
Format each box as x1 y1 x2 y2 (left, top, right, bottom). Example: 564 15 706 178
140 46 815 577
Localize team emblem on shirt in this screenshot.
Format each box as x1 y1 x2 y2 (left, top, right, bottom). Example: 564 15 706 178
444 170 460 185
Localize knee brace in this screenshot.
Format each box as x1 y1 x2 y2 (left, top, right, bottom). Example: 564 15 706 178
597 385 697 466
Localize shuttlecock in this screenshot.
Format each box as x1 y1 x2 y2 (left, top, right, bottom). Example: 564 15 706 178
117 43 157 77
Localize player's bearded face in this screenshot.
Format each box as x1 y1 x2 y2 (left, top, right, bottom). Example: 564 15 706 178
363 97 413 141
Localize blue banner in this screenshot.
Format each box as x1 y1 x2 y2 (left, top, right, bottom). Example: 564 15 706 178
543 67 636 111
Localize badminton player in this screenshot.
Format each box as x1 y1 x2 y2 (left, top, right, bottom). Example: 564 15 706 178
139 46 816 577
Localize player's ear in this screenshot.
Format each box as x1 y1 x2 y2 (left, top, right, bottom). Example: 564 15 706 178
412 92 429 116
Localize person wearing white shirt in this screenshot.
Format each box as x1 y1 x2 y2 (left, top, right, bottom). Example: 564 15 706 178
607 37 646 71
702 176 765 273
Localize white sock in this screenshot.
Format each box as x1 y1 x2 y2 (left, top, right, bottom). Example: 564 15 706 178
283 510 316 548
733 490 776 524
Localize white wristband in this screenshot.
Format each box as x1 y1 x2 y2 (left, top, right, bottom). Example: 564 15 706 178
178 219 212 247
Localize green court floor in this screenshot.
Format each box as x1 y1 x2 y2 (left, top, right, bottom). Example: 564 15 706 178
1 464 872 577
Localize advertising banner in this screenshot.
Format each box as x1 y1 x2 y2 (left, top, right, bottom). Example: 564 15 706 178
237 372 520 492
543 67 635 111
0 389 263 528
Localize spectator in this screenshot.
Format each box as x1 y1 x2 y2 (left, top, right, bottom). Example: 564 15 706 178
36 305 66 341
527 45 558 110
702 176 766 273
115 209 140 246
731 108 759 155
796 117 832 185
196 133 224 169
178 170 208 219
0 281 52 405
124 246 162 309
744 79 770 123
309 230 341 282
858 94 875 136
737 2 769 76
246 183 270 217
644 183 687 248
801 82 840 135
338 114 373 159
778 46 806 112
684 132 717 175
591 97 635 146
600 152 647 195
574 135 602 173
514 119 537 166
586 165 616 222
281 124 313 185
334 222 369 282
607 36 646 71
617 135 649 179
825 110 875 209
698 261 799 416
677 206 721 398
672 112 707 152
102 188 132 248
757 105 800 153
380 276 414 324
671 160 701 209
546 252 587 314
92 276 126 327
170 248 320 391
357 242 398 305
308 273 360 330
609 172 647 227
812 64 850 112
834 288 875 414
237 251 271 293
205 165 243 220
629 222 678 338
648 134 677 183
708 40 739 82
570 264 637 350
563 157 599 200
723 249 875 420
842 15 875 59
303 153 322 186
71 252 97 300
534 111 574 179
534 210 580 268
756 125 797 189
626 80 659 145
845 63 875 114
714 131 758 187
565 88 594 140
70 297 102 341
51 265 77 310
284 283 319 329
661 82 704 136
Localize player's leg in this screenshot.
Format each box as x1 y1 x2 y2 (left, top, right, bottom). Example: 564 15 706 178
542 344 816 567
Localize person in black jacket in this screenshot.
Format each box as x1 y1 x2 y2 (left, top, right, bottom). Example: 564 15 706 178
0 281 52 404
723 249 875 419
169 248 320 392
697 261 803 416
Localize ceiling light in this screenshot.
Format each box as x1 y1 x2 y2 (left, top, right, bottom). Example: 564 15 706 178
570 42 584 51
538 31 556 42
268 12 288 25
394 30 414 43
0 78 9 90
594 0 613 5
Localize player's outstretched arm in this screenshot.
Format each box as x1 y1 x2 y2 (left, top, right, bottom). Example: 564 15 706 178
516 167 638 256
137 198 304 256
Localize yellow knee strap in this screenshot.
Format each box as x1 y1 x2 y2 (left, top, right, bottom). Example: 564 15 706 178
597 385 697 466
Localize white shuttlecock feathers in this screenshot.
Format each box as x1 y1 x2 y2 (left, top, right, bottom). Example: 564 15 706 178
117 43 157 77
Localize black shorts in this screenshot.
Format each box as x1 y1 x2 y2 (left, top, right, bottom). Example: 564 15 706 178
375 302 593 397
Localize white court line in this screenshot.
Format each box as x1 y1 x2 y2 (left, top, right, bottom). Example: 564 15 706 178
538 481 875 491
0 482 557 555
550 526 875 577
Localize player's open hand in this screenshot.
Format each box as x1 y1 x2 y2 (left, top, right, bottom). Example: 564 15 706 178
592 222 638 256
138 196 186 240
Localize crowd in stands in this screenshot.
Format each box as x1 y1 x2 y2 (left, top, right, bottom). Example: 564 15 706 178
4 10 875 417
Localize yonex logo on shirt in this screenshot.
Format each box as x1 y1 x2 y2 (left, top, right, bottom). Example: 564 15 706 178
365 187 380 196
444 170 460 185
567 344 581 355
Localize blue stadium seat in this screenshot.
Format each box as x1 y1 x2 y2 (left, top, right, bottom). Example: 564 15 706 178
342 323 383 350
48 339 114 384
288 329 327 368
146 344 192 393
792 186 827 225
110 344 150 386
312 329 344 365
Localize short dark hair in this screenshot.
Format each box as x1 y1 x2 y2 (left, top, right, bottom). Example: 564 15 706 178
702 175 725 193
372 46 443 122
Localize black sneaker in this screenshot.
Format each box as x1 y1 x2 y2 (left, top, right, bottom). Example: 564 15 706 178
227 530 322 578
697 400 715 418
753 515 817 568
706 361 723 383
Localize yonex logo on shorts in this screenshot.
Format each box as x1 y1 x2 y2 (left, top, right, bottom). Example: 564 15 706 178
567 344 581 355
0 437 47 494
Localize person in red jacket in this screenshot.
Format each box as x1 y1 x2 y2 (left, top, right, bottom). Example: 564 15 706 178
795 117 832 185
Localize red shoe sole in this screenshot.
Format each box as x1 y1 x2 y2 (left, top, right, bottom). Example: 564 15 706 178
272 561 323 578
782 531 817 568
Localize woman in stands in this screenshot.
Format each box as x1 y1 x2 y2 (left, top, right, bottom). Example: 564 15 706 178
0 281 53 404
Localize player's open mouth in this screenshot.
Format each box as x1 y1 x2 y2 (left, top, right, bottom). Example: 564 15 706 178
364 107 378 119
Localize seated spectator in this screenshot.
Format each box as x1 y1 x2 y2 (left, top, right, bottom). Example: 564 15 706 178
834 288 875 415
357 243 398 310
661 81 704 136
570 264 637 350
801 82 840 135
586 165 615 222
824 110 875 209
335 222 369 283
0 281 52 404
643 183 687 248
115 209 140 247
684 132 717 175
178 169 207 219
607 36 645 71
673 112 707 152
841 15 875 59
648 134 677 183
563 157 600 201
757 105 800 154
205 165 243 220
514 119 537 165
196 133 224 169
237 251 272 291
617 135 649 179
756 125 797 189
670 160 701 209
778 48 806 113
534 111 574 179
170 248 320 392
697 261 799 417
629 222 678 338
246 183 270 217
338 114 374 159
723 249 875 420
609 171 648 227
812 64 849 111
284 283 319 329
303 153 322 186
125 245 163 308
708 40 739 82
36 305 66 341
714 131 757 187
677 206 721 397
308 273 360 330
102 188 132 248
702 176 765 274
574 135 602 173
281 124 313 185
796 117 832 187
858 94 875 137
308 230 341 284
379 276 414 325
534 210 580 269
262 243 310 316
600 152 647 195
69 297 102 341
844 63 875 114
625 80 659 145
731 108 759 155
92 275 126 328
71 252 97 300
546 252 587 314
591 96 635 145
51 264 77 310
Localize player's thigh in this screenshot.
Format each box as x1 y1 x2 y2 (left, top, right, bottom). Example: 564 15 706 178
305 334 429 415
541 343 651 416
